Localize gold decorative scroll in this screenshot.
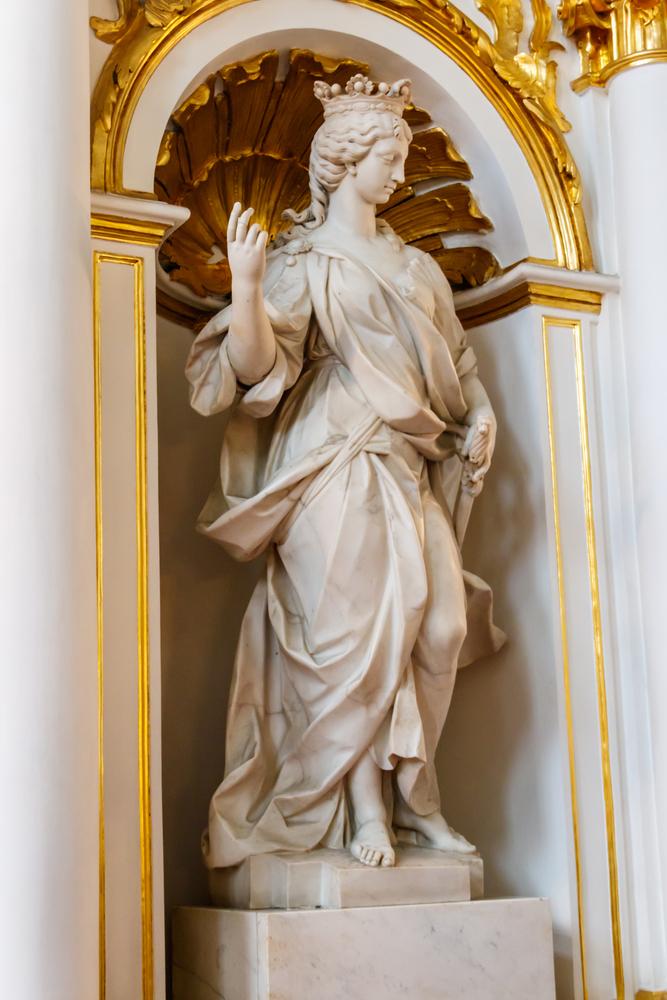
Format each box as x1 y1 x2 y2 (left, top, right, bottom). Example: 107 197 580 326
89 0 593 271
557 0 667 90
91 0 193 40
154 49 498 320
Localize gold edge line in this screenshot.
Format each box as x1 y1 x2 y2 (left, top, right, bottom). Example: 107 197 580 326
542 317 588 1000
636 991 667 999
598 50 667 86
93 251 106 1000
572 323 625 999
134 255 154 1000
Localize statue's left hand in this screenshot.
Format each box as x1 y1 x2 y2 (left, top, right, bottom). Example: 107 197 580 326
460 414 496 488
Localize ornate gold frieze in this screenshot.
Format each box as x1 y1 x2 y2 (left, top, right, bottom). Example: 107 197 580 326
558 0 667 89
154 49 498 320
89 0 593 271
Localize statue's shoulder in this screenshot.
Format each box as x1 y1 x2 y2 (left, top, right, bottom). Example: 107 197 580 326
270 228 313 267
376 218 405 252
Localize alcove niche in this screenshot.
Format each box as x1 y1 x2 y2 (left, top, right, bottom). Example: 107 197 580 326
107 6 587 998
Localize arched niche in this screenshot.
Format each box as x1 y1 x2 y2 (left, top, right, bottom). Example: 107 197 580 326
91 0 593 271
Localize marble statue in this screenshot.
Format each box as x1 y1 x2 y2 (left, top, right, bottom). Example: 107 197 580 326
186 73 504 871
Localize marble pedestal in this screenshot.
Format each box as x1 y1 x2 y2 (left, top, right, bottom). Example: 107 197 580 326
208 847 483 909
173 896 556 1000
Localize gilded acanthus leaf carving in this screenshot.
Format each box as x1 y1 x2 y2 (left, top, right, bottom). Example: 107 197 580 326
90 0 139 43
90 0 193 42
144 0 193 28
475 0 570 133
154 49 498 318
476 0 523 59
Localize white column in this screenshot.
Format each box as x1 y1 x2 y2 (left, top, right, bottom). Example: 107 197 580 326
608 63 667 991
0 4 98 1000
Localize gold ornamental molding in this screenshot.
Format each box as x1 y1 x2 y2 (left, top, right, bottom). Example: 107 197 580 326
91 213 171 246
558 0 667 90
89 0 594 272
154 49 499 320
636 992 667 999
458 279 602 327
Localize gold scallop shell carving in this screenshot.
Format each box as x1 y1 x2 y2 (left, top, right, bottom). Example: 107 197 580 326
154 49 499 323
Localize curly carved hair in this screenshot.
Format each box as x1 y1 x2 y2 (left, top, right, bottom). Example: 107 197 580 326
282 109 412 235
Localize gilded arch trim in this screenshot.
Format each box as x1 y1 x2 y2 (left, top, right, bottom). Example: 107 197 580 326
90 0 593 271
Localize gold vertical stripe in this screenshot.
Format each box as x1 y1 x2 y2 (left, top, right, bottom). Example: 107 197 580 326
92 251 153 1000
93 251 106 1000
542 318 588 999
572 323 625 999
133 256 155 1000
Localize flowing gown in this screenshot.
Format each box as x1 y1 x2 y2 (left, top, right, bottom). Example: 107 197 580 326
185 224 504 869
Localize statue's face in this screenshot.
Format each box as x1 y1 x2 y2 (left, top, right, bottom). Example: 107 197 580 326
348 132 409 207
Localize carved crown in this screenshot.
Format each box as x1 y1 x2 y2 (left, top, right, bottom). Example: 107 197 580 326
314 73 412 119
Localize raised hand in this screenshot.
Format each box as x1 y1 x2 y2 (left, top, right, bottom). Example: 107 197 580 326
227 202 269 287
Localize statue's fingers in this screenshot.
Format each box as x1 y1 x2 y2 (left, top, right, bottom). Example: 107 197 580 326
227 202 242 245
246 222 261 244
236 206 254 242
257 230 269 251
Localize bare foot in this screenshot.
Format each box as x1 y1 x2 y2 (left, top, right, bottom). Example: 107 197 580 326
350 819 396 868
393 804 476 854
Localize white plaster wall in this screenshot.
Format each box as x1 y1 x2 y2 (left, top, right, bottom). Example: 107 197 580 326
156 316 262 962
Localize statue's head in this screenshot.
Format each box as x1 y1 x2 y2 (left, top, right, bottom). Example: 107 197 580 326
285 74 413 231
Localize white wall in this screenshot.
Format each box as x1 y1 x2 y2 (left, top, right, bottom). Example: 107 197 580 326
156 317 262 947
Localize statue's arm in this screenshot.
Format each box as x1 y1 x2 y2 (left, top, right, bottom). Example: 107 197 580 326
460 371 494 425
226 202 277 385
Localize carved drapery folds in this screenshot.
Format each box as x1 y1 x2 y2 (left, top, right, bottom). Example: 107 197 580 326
152 50 498 323
557 0 667 90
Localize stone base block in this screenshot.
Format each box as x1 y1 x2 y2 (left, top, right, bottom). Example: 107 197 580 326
208 846 483 910
173 898 556 1000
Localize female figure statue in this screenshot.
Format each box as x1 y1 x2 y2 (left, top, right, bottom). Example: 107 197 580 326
186 74 504 870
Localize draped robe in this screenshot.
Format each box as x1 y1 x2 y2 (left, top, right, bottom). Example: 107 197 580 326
186 227 504 869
